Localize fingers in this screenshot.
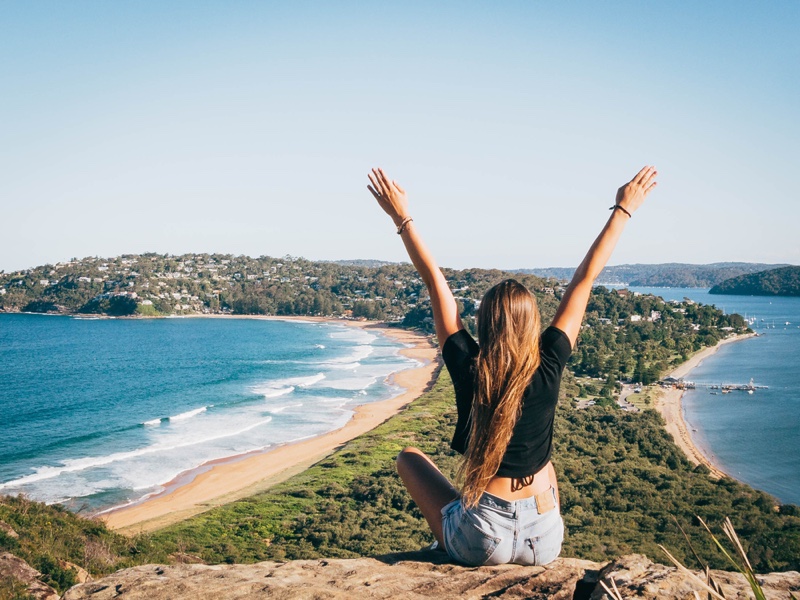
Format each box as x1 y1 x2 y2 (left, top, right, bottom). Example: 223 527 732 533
631 166 649 184
377 167 393 193
368 167 405 198
368 170 385 197
367 184 382 201
641 167 658 195
641 166 657 186
632 165 656 185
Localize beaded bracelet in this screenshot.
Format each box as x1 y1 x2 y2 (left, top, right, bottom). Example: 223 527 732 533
396 217 413 234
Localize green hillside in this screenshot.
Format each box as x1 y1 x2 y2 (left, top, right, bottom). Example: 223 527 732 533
520 262 788 288
710 265 800 296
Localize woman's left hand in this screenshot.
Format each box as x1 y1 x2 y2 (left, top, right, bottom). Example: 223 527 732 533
368 168 410 227
615 165 658 216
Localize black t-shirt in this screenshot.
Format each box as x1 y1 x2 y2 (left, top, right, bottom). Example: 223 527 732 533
442 326 572 478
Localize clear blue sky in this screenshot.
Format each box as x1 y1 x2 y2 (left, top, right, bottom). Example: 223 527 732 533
2 1 798 273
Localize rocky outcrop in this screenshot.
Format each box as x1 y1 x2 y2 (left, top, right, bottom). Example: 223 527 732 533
0 552 60 600
593 554 799 599
59 559 92 584
61 551 800 600
0 521 20 539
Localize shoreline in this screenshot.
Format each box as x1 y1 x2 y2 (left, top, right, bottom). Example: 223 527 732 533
654 332 757 480
98 318 440 535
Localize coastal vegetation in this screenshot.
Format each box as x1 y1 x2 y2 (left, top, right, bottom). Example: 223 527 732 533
710 265 800 297
522 262 788 288
0 252 558 322
142 373 799 571
568 286 746 384
0 254 777 324
1 371 798 596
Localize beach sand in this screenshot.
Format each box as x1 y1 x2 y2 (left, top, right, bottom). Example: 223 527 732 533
100 318 439 535
654 333 756 480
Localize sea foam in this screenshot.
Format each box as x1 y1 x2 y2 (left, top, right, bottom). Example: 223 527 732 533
0 417 274 490
267 403 303 414
252 373 326 397
258 386 295 398
169 406 207 421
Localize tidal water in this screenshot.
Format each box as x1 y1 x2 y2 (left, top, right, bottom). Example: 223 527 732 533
629 287 800 506
0 315 417 513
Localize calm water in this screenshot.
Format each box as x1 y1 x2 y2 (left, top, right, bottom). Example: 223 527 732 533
629 287 800 506
0 315 417 512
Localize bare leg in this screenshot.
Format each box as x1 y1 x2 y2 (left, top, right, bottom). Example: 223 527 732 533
396 447 459 546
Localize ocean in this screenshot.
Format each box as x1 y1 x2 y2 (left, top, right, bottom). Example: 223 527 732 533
629 287 800 506
0 315 418 513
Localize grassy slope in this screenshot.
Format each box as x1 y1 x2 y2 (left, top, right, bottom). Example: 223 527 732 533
148 370 800 571
2 369 799 599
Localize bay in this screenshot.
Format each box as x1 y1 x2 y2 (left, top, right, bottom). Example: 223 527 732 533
0 314 416 512
628 287 800 505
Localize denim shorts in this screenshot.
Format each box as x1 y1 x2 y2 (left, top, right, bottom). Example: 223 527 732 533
440 488 564 567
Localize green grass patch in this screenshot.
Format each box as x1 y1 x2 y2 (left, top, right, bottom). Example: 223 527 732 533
148 371 800 572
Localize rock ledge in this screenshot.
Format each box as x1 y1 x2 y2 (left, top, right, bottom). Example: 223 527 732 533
60 551 800 600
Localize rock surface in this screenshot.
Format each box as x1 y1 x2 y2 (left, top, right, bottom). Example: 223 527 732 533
59 559 93 584
0 521 20 539
61 551 800 600
0 552 60 600
593 554 800 599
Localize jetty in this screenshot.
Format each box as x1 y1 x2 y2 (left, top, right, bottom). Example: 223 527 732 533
659 377 768 392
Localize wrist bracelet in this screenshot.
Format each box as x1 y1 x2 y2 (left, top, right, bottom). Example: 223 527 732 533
609 205 632 218
397 217 413 234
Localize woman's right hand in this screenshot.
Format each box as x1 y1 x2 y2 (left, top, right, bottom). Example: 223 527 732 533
615 165 658 215
367 167 410 227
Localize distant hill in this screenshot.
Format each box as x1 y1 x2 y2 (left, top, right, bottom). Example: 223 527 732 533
328 259 402 268
0 252 555 329
709 265 800 296
517 263 789 288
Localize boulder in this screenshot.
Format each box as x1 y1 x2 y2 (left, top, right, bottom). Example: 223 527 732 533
59 559 93 584
0 552 60 600
0 521 19 539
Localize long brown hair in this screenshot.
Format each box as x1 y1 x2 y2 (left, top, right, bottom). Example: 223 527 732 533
458 279 541 508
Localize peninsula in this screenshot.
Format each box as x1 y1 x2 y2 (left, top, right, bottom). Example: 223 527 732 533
710 265 800 296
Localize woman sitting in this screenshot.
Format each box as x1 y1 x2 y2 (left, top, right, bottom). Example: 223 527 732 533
367 166 657 566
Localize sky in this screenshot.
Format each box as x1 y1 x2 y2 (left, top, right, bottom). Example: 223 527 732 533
1 1 798 273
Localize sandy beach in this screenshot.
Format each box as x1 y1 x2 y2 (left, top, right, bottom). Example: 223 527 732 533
655 333 757 479
100 318 439 535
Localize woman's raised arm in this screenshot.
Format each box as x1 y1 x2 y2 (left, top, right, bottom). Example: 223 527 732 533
367 168 463 348
551 166 658 347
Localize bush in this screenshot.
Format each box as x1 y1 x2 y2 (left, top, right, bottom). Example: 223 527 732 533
33 555 77 593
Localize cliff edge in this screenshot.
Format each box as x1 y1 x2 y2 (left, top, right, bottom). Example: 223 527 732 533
50 551 799 600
